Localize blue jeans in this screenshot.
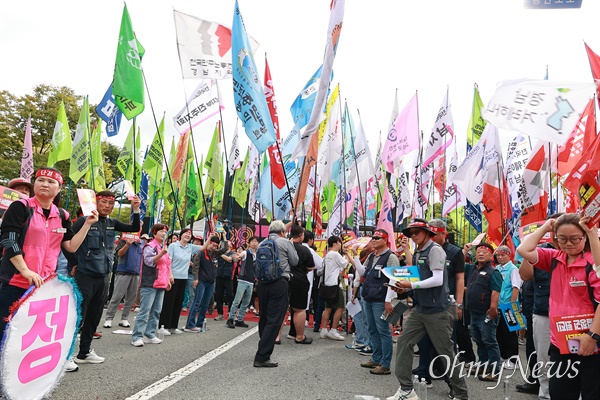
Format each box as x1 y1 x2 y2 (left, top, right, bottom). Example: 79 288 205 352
470 312 501 373
185 273 195 308
132 287 165 341
186 280 215 328
362 300 393 368
228 280 253 321
354 299 370 346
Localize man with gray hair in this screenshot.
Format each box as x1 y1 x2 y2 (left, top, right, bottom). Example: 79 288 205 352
253 220 299 368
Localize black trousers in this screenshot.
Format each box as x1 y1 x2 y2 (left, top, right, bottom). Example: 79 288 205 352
255 278 289 362
75 272 109 357
497 314 519 360
214 277 233 316
549 344 600 400
159 278 187 329
455 318 476 362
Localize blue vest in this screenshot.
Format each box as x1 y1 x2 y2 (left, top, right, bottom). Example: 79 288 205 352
116 241 143 275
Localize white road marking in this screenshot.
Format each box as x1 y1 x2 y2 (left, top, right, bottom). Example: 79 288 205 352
124 326 258 400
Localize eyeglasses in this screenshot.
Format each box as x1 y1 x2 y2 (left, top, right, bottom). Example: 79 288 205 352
555 236 585 244
371 236 383 241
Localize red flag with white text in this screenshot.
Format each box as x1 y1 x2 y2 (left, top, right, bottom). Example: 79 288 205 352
264 56 286 189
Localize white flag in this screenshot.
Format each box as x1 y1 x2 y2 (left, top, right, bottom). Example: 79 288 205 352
423 91 454 167
173 80 222 135
482 79 596 145
173 10 258 79
453 123 501 205
245 144 260 183
228 121 241 174
504 134 531 216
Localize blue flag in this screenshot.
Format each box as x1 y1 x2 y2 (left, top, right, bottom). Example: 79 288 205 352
138 148 149 224
290 65 323 129
96 85 123 137
465 200 482 232
232 1 276 154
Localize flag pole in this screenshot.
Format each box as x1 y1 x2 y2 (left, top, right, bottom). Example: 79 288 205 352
141 71 184 228
353 108 367 232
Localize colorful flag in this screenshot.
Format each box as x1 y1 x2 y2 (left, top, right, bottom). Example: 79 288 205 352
423 91 454 167
142 115 165 185
376 175 397 252
290 65 323 129
381 93 419 173
173 10 258 79
173 80 222 135
301 0 345 140
482 79 595 145
90 121 106 191
20 116 34 179
112 4 145 120
264 56 286 189
48 101 72 168
138 148 149 223
70 97 91 184
96 84 122 137
232 1 276 153
317 85 342 187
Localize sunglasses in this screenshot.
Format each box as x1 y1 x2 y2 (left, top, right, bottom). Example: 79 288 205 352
371 236 384 241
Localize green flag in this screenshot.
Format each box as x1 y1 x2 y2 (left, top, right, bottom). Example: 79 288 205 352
232 148 250 208
142 115 164 185
163 136 178 211
48 100 72 167
113 3 145 120
467 85 486 148
204 123 223 194
117 124 135 180
70 97 90 183
91 120 106 191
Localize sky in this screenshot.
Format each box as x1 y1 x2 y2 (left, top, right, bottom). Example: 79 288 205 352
1 0 600 167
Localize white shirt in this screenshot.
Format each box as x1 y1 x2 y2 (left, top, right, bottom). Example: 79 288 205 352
322 251 348 286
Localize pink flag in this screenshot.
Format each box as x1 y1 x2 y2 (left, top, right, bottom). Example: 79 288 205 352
382 94 419 173
21 117 34 179
376 177 397 252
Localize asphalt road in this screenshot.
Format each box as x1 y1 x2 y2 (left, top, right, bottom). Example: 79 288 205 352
50 311 539 400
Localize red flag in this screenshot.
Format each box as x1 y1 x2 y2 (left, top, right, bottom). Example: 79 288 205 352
171 131 190 184
563 128 600 194
585 42 600 85
520 143 549 226
557 97 596 177
482 174 512 248
433 154 446 201
264 56 286 189
312 188 323 237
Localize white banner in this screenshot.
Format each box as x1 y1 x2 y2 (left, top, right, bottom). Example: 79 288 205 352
482 79 596 145
173 80 222 135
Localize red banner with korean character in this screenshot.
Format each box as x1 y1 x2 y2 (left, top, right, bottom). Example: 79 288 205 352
0 185 28 211
1 274 81 400
551 313 597 355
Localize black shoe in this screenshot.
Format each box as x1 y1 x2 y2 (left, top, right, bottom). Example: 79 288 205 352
253 359 278 368
412 367 419 374
295 336 313 344
226 319 235 329
515 382 539 394
235 320 249 328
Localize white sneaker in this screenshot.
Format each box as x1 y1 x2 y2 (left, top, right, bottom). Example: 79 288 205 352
169 328 183 334
503 359 516 370
103 320 112 328
319 328 329 339
327 330 345 341
118 320 130 328
74 349 105 364
64 358 79 372
131 338 144 347
158 327 171 336
387 389 417 400
143 336 163 344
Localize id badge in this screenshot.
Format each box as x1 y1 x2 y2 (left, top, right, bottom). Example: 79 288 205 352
569 281 586 287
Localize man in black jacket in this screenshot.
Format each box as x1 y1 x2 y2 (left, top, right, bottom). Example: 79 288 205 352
72 191 141 365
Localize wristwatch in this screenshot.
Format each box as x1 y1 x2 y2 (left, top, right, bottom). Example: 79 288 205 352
456 304 463 309
586 330 600 342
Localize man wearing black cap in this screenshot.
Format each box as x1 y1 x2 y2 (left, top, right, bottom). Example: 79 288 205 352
387 218 469 400
465 242 503 382
352 228 399 376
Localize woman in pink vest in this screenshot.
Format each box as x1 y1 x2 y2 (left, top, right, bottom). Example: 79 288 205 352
131 223 173 347
0 167 98 334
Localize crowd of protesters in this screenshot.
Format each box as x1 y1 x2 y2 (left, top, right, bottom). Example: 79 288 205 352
1 169 600 400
